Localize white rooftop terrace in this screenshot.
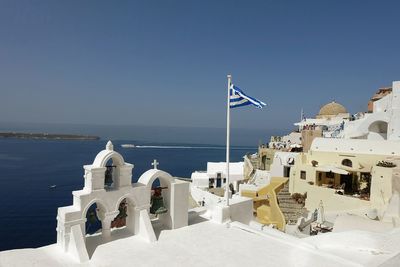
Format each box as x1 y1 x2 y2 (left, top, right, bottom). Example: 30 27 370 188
1 211 399 267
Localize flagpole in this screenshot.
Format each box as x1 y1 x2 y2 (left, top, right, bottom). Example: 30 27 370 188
226 74 231 206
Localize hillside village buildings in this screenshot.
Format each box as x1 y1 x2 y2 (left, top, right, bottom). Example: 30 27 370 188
243 81 400 236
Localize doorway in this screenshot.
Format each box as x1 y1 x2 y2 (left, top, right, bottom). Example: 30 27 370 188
340 174 353 194
283 166 291 178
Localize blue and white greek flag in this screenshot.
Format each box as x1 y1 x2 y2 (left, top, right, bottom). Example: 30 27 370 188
230 84 266 109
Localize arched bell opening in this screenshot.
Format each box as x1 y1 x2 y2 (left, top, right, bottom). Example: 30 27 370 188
83 201 107 258
111 196 137 237
111 199 128 229
104 158 119 190
85 203 103 235
150 178 168 217
149 178 172 237
137 170 176 236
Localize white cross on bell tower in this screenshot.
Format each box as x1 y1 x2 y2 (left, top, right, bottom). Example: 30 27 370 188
151 159 159 169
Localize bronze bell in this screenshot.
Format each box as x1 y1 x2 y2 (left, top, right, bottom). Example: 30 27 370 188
105 166 113 186
150 195 168 215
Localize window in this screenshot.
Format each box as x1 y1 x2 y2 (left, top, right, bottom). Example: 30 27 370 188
342 159 352 167
300 171 306 180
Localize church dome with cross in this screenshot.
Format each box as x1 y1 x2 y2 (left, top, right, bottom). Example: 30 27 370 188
316 101 348 119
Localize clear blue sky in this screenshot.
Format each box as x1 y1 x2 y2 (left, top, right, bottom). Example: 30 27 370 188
1 0 400 131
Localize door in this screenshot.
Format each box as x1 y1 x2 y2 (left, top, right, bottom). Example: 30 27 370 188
216 172 222 187
340 174 353 194
283 166 291 177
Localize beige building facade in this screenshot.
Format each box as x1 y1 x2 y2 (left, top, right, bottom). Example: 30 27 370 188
289 137 400 219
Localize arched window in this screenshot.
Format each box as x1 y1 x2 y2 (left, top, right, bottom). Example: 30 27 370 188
342 159 352 167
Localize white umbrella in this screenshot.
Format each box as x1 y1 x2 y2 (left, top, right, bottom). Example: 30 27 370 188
317 200 325 224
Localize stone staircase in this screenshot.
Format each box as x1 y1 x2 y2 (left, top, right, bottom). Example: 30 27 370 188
249 156 260 170
276 183 308 225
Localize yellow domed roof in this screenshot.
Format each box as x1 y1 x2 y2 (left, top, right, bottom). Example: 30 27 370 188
318 101 347 116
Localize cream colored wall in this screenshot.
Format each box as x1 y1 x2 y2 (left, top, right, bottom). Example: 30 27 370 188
370 166 393 212
307 151 376 169
301 129 322 152
302 183 369 214
289 151 394 215
258 147 275 171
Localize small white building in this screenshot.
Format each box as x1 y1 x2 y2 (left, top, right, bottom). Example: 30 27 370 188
191 162 244 190
270 151 299 178
269 131 302 150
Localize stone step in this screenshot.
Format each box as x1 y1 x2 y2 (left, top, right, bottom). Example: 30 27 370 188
279 205 303 210
285 215 303 220
279 203 297 207
281 208 307 214
277 199 297 203
285 218 299 222
284 207 306 212
280 206 304 210
279 189 289 194
278 203 299 207
279 204 304 209
281 211 304 215
277 195 293 200
277 192 291 196
278 200 299 204
286 216 303 221
277 199 296 202
284 212 307 218
277 198 294 202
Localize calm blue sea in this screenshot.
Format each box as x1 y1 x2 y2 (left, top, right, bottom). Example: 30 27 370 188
0 138 255 251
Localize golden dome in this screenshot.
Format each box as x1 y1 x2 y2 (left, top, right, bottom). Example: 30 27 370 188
318 101 347 116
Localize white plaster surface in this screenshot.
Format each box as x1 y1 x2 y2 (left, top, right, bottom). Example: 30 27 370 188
206 162 244 181
3 217 400 267
190 183 224 207
68 225 89 263
270 151 298 177
190 171 209 188
303 228 400 266
311 137 400 155
251 169 271 186
191 162 244 189
333 214 394 233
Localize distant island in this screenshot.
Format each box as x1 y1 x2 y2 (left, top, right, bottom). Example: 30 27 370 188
0 132 100 141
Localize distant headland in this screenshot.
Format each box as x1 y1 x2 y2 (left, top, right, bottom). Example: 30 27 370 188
0 132 100 140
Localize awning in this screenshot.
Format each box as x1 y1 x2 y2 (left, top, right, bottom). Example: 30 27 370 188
338 162 371 172
316 165 349 175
